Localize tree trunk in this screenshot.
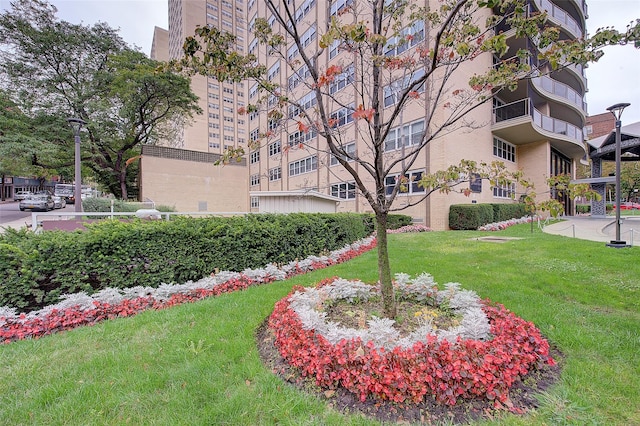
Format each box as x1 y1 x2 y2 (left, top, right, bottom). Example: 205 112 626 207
376 210 396 318
119 169 128 200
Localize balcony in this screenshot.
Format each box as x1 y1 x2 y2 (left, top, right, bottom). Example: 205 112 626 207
531 75 587 116
492 98 586 159
532 0 584 39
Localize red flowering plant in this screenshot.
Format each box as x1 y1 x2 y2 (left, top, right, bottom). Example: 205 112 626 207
1 236 378 344
268 274 555 408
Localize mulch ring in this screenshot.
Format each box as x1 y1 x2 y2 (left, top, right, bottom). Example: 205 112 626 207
255 320 562 425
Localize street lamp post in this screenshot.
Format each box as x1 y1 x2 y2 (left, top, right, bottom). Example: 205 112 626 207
67 118 86 213
605 102 630 248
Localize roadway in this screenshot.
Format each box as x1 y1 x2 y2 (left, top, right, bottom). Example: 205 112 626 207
0 200 73 232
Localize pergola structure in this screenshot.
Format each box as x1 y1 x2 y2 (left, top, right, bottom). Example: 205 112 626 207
579 122 640 217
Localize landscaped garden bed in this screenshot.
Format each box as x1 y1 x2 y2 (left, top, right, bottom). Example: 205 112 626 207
262 274 559 423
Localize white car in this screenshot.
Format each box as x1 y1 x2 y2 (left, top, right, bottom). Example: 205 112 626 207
52 196 67 209
14 190 32 201
19 194 55 212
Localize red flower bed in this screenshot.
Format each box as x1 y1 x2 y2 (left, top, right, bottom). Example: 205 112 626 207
1 237 378 344
268 282 555 407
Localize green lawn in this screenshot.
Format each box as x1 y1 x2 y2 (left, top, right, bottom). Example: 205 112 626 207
1 224 638 425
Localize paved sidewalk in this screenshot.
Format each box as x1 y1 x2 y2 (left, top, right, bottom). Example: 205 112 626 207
541 216 640 246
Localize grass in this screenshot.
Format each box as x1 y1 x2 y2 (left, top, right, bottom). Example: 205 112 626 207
1 224 639 425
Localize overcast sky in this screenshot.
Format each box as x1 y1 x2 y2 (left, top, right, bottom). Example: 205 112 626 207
1 0 639 123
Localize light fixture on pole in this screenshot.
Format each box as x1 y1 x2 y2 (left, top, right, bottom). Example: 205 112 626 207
605 102 630 248
67 117 86 213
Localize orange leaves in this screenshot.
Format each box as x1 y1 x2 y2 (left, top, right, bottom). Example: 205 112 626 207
352 104 374 122
384 56 416 70
316 64 343 87
297 121 310 133
408 91 421 99
237 106 247 115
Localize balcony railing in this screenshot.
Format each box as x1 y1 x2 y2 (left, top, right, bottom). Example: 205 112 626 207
532 75 587 112
493 98 584 142
533 0 583 38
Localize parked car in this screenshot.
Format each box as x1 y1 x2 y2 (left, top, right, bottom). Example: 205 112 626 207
52 196 66 209
19 194 55 212
14 190 32 201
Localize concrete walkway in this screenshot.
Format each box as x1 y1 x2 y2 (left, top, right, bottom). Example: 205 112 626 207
541 216 640 246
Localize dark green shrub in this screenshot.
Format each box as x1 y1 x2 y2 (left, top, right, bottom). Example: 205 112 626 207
82 198 176 213
0 213 371 312
449 204 494 230
490 203 527 222
387 214 413 229
576 204 591 214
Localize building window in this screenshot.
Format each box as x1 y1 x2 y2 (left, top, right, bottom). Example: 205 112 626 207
293 0 315 25
287 25 316 61
289 91 317 118
330 0 353 16
385 170 425 195
493 137 516 162
330 142 356 165
330 105 354 127
250 128 259 142
269 167 281 181
250 150 260 164
384 119 425 151
493 182 516 199
329 39 340 59
249 84 258 98
383 68 425 107
209 142 220 149
268 141 281 156
384 21 425 56
249 38 258 54
288 64 310 90
250 196 259 208
250 174 260 186
331 182 356 199
289 155 318 176
329 65 354 95
267 63 280 81
289 128 317 146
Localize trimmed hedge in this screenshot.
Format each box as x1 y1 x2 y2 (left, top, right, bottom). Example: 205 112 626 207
82 198 176 213
449 204 494 230
0 213 374 312
490 203 527 222
449 203 526 230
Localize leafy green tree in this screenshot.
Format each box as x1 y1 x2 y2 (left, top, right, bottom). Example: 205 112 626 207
0 90 74 199
0 0 201 199
621 163 640 202
174 0 638 317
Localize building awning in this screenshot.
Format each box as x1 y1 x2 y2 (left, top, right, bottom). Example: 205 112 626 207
588 121 640 161
249 190 342 203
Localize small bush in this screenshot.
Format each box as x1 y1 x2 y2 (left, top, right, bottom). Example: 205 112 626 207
449 204 494 230
576 204 591 214
490 203 527 222
82 198 176 213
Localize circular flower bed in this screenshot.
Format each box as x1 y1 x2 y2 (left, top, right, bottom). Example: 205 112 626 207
268 274 555 407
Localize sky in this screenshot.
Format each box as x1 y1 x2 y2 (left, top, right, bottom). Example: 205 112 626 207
1 0 639 124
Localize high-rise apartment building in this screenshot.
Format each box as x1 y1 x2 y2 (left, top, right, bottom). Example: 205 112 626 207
152 0 588 229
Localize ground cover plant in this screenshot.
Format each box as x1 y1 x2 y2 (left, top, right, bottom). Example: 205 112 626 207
0 224 638 425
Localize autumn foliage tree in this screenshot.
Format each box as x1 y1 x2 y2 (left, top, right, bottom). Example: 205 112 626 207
174 0 638 317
